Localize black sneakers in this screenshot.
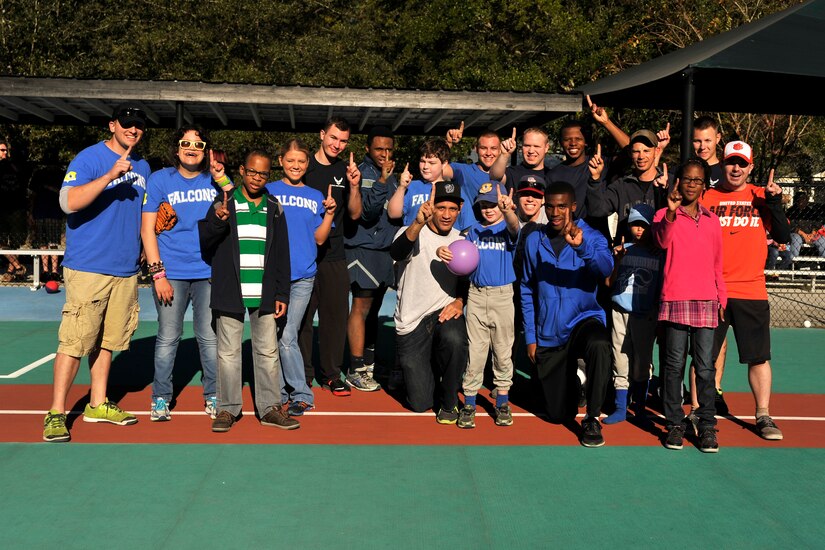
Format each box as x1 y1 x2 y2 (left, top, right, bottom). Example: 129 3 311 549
665 424 685 450
699 428 719 453
580 417 605 448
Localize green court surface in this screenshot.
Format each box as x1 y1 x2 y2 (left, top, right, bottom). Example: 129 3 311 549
1 444 823 548
3 322 824 394
2 317 824 548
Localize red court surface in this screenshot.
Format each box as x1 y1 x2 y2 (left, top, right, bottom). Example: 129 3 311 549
3 384 823 448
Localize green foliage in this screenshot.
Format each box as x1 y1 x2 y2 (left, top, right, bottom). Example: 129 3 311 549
0 0 822 177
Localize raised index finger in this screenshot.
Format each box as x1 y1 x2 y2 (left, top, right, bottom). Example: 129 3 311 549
596 143 602 159
586 95 593 109
768 168 775 185
511 127 517 141
459 121 464 132
430 182 436 205
349 152 355 167
120 145 133 160
327 184 333 200
665 122 671 134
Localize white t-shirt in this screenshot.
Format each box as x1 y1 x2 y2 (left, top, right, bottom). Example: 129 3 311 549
394 225 463 335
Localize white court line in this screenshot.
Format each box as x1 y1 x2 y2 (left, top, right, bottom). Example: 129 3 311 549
0 354 55 379
1 409 824 421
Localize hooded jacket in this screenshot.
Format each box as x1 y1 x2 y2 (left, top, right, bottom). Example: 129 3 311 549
198 190 290 315
520 220 613 348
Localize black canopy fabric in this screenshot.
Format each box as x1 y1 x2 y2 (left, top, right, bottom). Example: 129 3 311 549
578 0 825 116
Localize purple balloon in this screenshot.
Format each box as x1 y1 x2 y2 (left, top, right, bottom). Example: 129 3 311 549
446 239 479 276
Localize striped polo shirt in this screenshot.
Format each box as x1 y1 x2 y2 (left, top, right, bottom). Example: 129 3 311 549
233 188 268 308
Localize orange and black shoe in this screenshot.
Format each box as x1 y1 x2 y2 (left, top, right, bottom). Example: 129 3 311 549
322 378 351 397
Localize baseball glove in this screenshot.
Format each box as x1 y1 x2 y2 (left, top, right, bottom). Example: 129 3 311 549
155 201 178 235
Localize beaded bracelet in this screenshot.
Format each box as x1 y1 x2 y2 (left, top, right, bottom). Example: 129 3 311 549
148 261 165 275
152 271 167 281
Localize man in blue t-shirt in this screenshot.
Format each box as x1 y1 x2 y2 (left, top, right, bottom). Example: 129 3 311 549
443 122 503 231
43 104 151 443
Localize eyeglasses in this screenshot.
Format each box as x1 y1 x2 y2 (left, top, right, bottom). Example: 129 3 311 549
179 140 207 150
681 177 705 186
243 167 270 180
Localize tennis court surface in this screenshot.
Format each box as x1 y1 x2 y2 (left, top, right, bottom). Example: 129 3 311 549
1 287 823 548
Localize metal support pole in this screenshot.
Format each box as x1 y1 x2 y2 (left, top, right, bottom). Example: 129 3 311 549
175 101 184 129
680 68 695 164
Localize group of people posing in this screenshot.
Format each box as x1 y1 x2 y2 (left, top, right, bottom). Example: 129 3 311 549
41 102 789 453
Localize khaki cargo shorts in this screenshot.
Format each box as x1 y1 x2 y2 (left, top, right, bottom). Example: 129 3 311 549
57 267 140 357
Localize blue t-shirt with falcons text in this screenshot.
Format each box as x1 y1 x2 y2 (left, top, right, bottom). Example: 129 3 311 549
450 162 497 231
143 167 217 279
265 180 326 281
62 141 150 276
464 219 518 287
401 179 434 226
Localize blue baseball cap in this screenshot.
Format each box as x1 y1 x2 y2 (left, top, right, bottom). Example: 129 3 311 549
474 182 507 205
627 204 654 226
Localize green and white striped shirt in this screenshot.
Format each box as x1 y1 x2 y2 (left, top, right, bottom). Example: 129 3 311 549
233 188 268 308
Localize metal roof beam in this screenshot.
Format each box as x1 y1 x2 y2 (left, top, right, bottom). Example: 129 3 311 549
358 107 374 131
249 104 262 128
391 108 412 132
0 105 19 121
461 110 490 130
41 97 90 123
423 110 451 133
287 105 296 129
208 102 229 126
2 97 54 122
489 110 530 131
82 98 113 117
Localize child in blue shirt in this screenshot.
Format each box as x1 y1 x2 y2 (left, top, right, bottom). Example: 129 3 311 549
604 204 663 426
388 138 450 225
438 183 520 428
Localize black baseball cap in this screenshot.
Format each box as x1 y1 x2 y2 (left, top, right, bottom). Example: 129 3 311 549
433 181 463 205
111 103 147 129
517 174 545 196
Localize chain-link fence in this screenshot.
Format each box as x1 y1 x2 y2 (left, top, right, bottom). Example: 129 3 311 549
766 180 825 328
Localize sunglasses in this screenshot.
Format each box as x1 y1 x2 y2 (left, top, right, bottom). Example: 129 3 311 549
243 167 270 180
0 148 7 152
179 140 207 150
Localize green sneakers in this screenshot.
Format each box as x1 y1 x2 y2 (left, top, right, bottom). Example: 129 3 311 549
43 410 70 443
82 399 138 426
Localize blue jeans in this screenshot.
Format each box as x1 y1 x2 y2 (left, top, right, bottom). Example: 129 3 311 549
662 323 716 429
396 311 468 413
790 233 825 257
215 308 282 417
278 277 315 405
152 279 217 402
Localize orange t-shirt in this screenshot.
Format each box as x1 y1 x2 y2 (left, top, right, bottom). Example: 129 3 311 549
701 184 771 300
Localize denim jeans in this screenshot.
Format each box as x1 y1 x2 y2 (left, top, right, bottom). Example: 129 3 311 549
790 233 825 257
215 308 282 417
278 277 315 405
766 246 793 269
662 323 716 429
396 311 467 413
152 278 216 401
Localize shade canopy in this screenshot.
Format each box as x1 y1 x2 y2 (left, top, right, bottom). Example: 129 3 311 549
0 77 580 135
579 0 825 116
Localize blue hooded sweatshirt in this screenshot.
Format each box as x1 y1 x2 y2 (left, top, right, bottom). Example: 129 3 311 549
520 219 613 348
